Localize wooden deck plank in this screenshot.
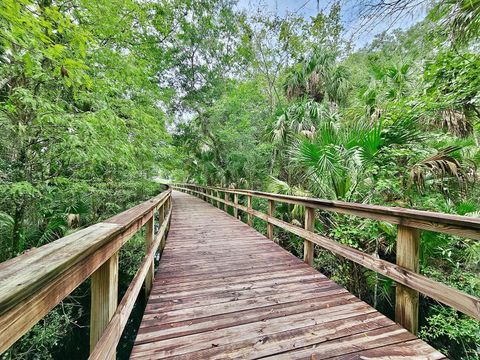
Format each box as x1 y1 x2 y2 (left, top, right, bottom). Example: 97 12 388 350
140 288 352 331
130 191 445 359
137 293 357 342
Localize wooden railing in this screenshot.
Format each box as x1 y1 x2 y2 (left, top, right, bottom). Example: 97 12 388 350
172 183 480 335
0 187 172 359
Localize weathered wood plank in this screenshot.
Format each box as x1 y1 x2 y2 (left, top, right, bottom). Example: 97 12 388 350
326 339 446 360
267 199 274 240
261 325 418 360
304 206 315 265
138 292 356 343
233 193 238 219
247 194 252 226
144 217 155 297
132 303 375 358
395 225 420 334
90 252 118 357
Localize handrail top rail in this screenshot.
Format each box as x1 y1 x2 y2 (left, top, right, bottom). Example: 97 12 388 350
0 188 171 316
173 183 480 234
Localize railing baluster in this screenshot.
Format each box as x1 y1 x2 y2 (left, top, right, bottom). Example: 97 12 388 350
267 200 274 240
234 193 238 219
90 251 118 359
247 195 253 226
216 190 220 208
395 225 420 334
224 192 229 213
144 216 154 297
304 207 315 266
160 204 166 253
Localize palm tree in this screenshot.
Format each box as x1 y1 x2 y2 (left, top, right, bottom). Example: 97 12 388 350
292 118 383 200
274 46 351 149
283 46 351 106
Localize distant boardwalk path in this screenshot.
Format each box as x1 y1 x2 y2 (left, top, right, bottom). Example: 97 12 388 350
130 191 445 359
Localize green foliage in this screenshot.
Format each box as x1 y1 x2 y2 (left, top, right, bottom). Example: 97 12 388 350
1 0 479 358
420 306 480 359
431 0 480 45
3 299 84 360
0 0 171 357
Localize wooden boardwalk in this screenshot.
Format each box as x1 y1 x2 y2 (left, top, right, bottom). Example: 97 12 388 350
130 191 445 359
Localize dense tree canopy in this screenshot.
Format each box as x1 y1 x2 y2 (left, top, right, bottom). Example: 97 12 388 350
0 0 479 359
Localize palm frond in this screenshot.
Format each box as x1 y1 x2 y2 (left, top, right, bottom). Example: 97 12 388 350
36 216 68 247
410 146 466 190
441 109 473 138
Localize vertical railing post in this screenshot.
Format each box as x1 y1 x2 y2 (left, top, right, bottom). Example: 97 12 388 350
144 215 154 297
304 207 315 266
234 193 238 219
90 252 118 358
224 192 229 213
159 203 166 253
395 225 420 334
216 191 220 208
267 199 274 240
247 195 252 226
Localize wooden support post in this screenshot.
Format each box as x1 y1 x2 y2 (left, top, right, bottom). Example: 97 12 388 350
395 225 420 335
144 216 154 298
267 199 274 240
247 195 252 226
224 192 229 213
216 191 220 208
166 197 171 232
304 207 315 266
234 193 238 219
159 205 166 253
90 252 118 357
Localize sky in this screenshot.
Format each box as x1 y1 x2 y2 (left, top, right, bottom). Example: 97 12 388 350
236 0 429 48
